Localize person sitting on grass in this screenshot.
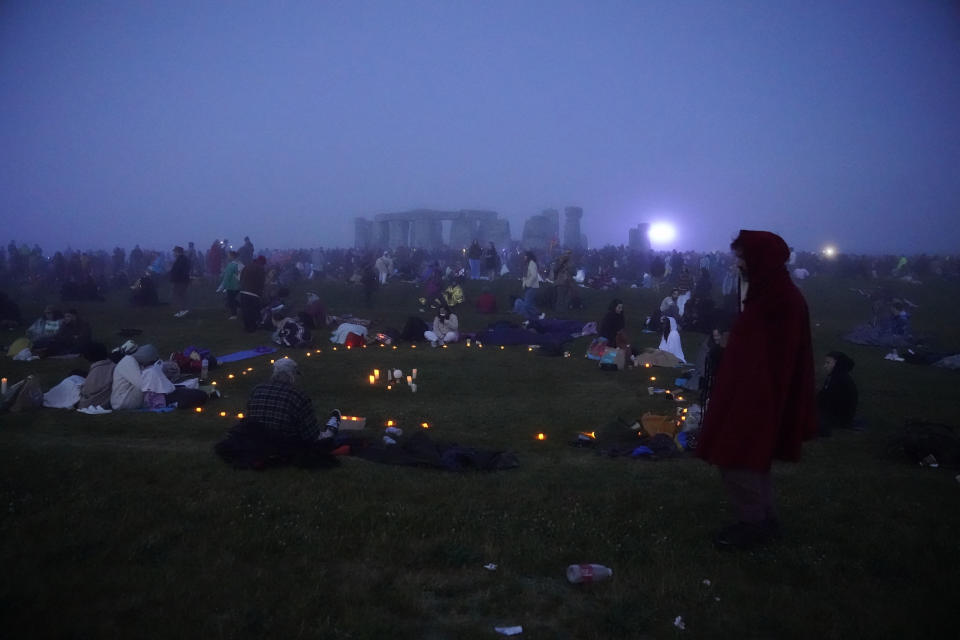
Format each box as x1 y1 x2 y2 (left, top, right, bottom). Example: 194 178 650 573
425 304 459 347
111 344 159 410
598 298 626 345
474 287 498 314
214 358 341 469
77 342 115 410
658 315 686 363
817 351 859 436
32 308 91 357
26 305 62 342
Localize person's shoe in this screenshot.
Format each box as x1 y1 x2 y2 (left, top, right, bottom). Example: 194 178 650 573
713 520 778 551
431 340 440 348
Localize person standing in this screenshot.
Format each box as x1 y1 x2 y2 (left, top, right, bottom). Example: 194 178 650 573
696 230 816 550
217 250 242 319
483 241 499 280
238 236 255 266
170 246 191 318
467 240 482 280
239 256 267 332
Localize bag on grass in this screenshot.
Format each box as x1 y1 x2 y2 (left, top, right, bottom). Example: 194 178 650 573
586 337 608 360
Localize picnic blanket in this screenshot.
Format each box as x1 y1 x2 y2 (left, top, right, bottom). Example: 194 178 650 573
216 346 278 364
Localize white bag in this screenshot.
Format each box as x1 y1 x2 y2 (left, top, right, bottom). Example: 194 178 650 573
141 362 176 393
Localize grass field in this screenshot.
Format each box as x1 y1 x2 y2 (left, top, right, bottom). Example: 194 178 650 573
2 274 959 639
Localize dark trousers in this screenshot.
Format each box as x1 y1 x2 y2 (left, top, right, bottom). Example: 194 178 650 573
225 290 239 316
720 468 776 524
239 292 261 332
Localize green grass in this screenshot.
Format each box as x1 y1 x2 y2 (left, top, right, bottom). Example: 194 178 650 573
2 274 959 638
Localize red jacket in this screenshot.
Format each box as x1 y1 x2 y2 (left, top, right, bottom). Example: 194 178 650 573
697 231 816 471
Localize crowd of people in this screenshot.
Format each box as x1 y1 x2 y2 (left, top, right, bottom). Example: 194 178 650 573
5 228 934 551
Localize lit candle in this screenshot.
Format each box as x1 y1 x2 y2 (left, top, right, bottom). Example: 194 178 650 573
387 370 393 381
374 369 380 381
650 376 656 381
500 345 505 350
406 375 413 385
412 368 417 379
387 385 392 390
411 344 416 349
536 432 546 441
333 347 337 351
386 419 395 427
421 422 430 429
219 411 227 417
270 359 275 364
211 381 217 386
236 412 245 419
392 345 397 350
410 383 417 393
2 377 8 394
369 374 375 384
194 407 203 413
442 344 448 349
306 352 312 357
466 339 471 347
228 374 235 379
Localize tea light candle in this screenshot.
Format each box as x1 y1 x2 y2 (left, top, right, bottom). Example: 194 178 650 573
421 422 430 429
369 374 375 384
466 339 471 347
374 369 380 380
500 345 505 350
194 407 203 413
236 412 245 419
2 377 7 394
536 432 546 441
412 368 418 379
386 370 393 381
406 375 413 385
410 383 417 393
219 411 228 417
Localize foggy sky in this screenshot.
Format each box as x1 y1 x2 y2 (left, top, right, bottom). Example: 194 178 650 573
2 1 959 255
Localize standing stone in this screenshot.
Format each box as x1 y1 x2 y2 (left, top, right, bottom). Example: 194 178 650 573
410 219 443 249
563 207 583 249
450 217 476 249
388 220 410 249
354 218 372 250
629 223 652 252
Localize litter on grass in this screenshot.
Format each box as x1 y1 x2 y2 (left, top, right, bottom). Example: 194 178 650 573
494 625 522 635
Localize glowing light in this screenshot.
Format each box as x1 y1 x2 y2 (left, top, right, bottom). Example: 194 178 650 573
219 411 227 417
386 420 395 427
194 407 203 413
822 245 838 258
211 381 217 386
236 412 245 419
648 222 677 246
500 345 505 350
421 422 430 429
228 374 235 379
536 432 547 441
650 376 656 381
369 375 375 384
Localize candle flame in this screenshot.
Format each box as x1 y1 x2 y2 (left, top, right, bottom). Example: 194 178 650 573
386 420 395 426
421 422 430 429
194 407 203 413
228 374 235 379
536 432 546 441
219 411 227 417
236 412 245 419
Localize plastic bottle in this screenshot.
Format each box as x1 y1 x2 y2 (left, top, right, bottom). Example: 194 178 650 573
200 358 209 381
566 564 613 584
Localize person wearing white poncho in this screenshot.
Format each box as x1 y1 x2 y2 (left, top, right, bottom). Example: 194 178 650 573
658 316 686 363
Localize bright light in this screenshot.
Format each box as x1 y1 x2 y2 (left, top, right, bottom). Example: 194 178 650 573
648 222 677 246
822 245 838 258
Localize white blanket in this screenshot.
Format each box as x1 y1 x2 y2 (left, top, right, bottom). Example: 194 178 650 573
43 375 86 409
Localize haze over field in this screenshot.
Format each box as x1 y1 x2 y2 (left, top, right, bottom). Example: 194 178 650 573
2 1 958 254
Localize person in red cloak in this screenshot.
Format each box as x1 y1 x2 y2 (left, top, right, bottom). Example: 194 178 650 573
697 230 816 550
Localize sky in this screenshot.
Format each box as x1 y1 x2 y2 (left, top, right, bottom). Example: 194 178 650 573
1 0 958 254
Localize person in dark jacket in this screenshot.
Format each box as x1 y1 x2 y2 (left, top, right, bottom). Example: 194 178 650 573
598 298 625 345
169 246 191 318
817 351 858 436
239 256 267 332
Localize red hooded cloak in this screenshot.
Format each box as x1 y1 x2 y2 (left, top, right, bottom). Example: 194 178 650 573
697 230 816 471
